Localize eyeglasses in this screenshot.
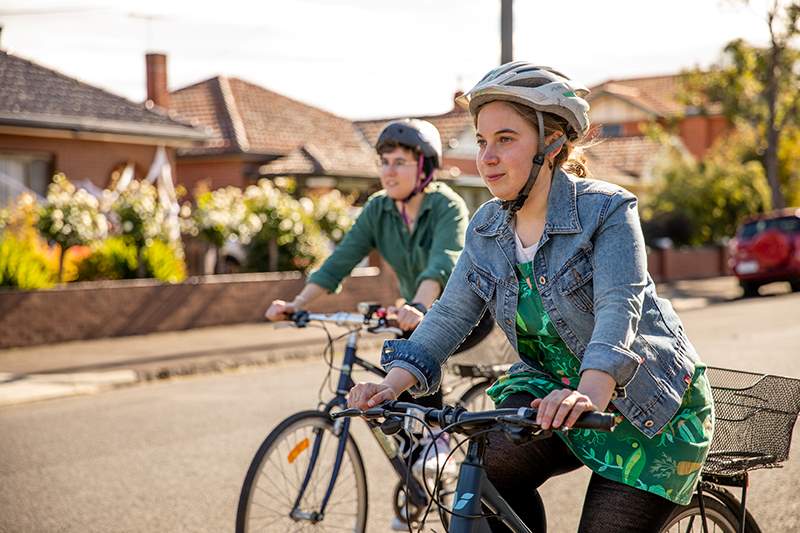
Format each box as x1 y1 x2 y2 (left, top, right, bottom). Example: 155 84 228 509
379 158 418 170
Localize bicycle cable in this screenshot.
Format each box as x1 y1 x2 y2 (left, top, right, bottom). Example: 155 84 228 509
385 410 506 530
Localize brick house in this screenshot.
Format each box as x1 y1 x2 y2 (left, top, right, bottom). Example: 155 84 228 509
0 50 206 205
584 74 729 193
158 55 377 197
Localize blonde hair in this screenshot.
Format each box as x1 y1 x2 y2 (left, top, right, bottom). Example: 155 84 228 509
474 101 590 177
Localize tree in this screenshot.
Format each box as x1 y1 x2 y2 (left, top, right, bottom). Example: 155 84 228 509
681 0 800 209
36 174 108 281
643 128 772 246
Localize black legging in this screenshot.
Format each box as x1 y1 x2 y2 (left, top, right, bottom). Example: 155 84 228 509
485 393 679 533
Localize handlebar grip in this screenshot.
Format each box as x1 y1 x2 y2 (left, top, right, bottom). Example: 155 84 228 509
572 411 616 431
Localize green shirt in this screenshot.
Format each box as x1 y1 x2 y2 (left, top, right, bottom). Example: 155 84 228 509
307 182 469 301
486 261 714 505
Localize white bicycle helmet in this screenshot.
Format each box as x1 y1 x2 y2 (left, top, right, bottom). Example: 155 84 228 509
457 62 591 214
456 62 590 141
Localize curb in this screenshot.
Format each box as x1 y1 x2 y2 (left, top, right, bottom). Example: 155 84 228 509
0 336 389 408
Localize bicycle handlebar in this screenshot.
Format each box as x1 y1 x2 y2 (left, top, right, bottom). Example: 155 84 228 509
332 401 616 433
287 310 403 335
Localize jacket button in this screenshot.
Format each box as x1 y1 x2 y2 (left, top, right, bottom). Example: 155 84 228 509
610 391 618 400
505 318 513 326
538 275 547 285
644 420 654 428
384 347 394 354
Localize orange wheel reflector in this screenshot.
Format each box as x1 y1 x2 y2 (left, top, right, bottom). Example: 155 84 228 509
287 438 310 463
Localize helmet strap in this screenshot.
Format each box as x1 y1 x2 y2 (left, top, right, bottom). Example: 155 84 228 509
400 156 434 225
501 111 566 217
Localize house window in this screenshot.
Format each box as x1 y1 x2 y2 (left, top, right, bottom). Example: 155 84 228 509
600 124 623 138
0 151 53 204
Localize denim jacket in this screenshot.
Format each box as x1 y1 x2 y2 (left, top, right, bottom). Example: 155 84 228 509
381 168 701 438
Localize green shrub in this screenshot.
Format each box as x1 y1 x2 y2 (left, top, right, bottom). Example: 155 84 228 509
76 237 186 283
142 240 186 283
76 236 138 281
0 233 56 290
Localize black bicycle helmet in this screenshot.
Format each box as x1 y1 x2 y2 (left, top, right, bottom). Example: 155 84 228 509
376 119 444 223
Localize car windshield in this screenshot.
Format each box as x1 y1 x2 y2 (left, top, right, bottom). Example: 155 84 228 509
739 216 800 239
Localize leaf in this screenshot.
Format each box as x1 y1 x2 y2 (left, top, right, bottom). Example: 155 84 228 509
616 454 624 467
622 445 645 484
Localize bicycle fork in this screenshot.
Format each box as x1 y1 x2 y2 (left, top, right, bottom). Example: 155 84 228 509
289 331 362 523
289 416 352 523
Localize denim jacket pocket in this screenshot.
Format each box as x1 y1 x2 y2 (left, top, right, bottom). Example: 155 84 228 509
556 252 594 314
466 264 497 302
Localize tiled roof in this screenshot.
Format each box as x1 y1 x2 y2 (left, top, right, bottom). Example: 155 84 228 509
171 76 378 177
0 50 205 141
355 107 473 152
583 135 663 182
588 74 684 117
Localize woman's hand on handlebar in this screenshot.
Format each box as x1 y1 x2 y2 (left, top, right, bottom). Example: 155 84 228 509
347 382 398 410
532 388 597 431
387 303 424 331
265 299 297 322
348 368 418 409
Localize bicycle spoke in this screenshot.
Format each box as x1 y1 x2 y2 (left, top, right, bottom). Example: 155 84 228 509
239 413 366 533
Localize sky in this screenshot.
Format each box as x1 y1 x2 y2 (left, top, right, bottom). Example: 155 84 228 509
0 0 778 120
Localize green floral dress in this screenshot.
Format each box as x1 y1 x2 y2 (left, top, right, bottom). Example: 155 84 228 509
486 261 715 505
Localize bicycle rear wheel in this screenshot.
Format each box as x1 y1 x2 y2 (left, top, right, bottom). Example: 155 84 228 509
236 411 368 533
457 379 494 412
661 496 741 533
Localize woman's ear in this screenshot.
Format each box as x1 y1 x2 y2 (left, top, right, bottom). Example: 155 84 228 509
545 132 564 159
544 132 565 169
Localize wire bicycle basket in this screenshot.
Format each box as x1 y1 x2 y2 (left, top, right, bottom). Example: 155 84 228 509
703 366 800 477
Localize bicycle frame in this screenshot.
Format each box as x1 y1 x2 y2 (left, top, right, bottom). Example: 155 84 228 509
448 436 532 533
289 328 431 522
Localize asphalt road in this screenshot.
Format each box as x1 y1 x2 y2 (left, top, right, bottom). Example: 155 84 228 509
1 292 799 533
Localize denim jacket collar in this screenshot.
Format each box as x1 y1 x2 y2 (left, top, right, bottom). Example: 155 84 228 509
475 168 583 237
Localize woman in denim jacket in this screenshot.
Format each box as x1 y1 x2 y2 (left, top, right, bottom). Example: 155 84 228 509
348 62 714 532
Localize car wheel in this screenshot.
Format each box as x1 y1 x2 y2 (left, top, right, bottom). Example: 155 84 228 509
740 280 760 298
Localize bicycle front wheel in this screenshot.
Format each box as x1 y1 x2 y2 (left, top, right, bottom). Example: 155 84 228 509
236 411 368 533
661 496 741 533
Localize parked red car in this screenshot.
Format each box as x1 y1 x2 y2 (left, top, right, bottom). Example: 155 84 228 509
728 208 800 297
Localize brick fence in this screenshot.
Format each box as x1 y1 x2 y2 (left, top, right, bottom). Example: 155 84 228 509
0 246 730 350
647 246 730 283
0 267 401 349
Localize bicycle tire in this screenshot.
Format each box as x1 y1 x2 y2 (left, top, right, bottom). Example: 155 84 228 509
661 495 741 533
457 379 495 412
236 410 368 533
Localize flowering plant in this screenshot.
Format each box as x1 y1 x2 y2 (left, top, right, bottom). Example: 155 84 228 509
187 186 262 248
312 189 355 244
110 179 169 247
243 179 326 271
36 174 108 279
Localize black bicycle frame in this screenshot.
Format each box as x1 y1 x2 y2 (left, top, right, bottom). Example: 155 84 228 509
447 436 533 533
289 329 430 521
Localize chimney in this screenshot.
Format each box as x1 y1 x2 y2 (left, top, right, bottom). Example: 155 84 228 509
145 53 169 109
